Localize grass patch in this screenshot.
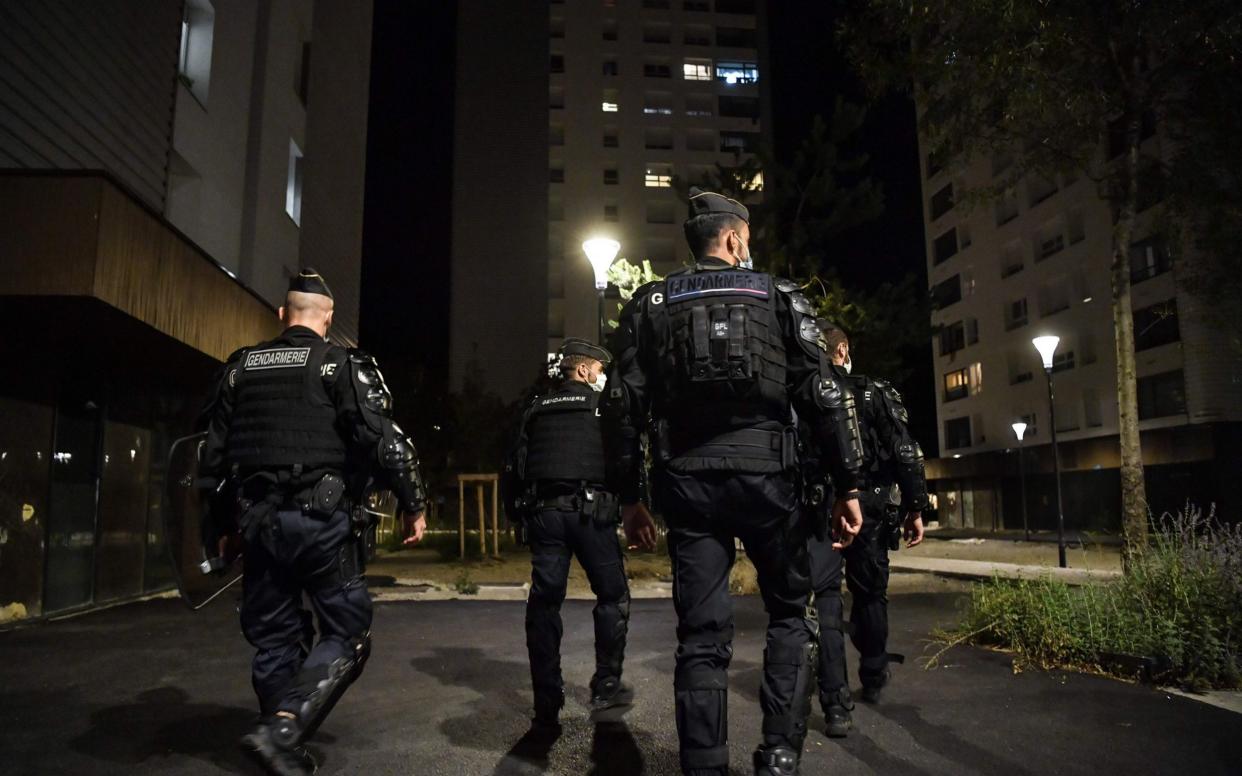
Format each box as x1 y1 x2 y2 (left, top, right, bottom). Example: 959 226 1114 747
934 504 1242 690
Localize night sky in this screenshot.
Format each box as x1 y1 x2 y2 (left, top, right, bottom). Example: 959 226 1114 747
360 0 936 452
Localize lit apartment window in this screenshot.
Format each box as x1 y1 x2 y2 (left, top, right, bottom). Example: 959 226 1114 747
603 60 619 76
603 127 619 148
969 362 983 395
931 275 962 310
645 164 673 188
684 59 712 81
930 182 954 220
643 92 674 115
748 170 764 191
602 102 619 112
602 88 620 113
716 61 758 84
1138 370 1186 419
1130 236 1172 284
1004 297 1028 330
944 368 969 402
178 0 215 104
285 139 303 226
604 167 619 185
1133 299 1180 351
944 417 972 450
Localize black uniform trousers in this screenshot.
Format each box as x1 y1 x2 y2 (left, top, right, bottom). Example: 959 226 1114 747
841 496 894 688
525 505 631 712
808 532 849 710
658 469 815 776
241 507 372 716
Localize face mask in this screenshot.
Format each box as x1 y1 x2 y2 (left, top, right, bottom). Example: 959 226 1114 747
589 372 607 393
843 357 853 374
736 238 754 270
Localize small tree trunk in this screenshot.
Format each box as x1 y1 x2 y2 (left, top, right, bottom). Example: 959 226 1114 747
1111 100 1149 573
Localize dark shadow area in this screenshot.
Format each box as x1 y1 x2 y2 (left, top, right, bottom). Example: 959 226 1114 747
834 730 940 776
493 724 562 775
872 701 1038 776
67 686 256 774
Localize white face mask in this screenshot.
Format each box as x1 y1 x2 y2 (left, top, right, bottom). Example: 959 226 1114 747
843 357 853 374
589 371 607 393
735 237 754 270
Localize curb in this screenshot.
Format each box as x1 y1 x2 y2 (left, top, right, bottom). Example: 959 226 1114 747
371 579 675 603
889 556 1121 586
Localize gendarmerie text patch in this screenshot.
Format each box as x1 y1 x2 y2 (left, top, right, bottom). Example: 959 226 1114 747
244 347 311 370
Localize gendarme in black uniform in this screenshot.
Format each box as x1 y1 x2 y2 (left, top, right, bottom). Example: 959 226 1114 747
201 269 426 774
808 342 928 726
502 339 631 728
605 190 864 776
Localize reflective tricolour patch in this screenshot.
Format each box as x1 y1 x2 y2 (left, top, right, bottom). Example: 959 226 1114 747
244 347 311 370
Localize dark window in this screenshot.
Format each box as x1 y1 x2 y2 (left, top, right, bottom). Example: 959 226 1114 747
603 168 619 185
684 27 711 45
944 368 969 402
644 63 672 78
643 24 671 43
940 321 966 355
297 42 311 105
604 204 619 221
550 18 565 38
1133 299 1180 351
602 60 619 76
602 21 618 40
644 129 674 149
550 54 564 74
603 129 618 147
1004 298 1028 330
945 417 972 449
1130 237 1173 284
716 27 757 48
715 0 755 12
933 228 959 265
930 274 962 310
1138 370 1186 419
926 147 946 178
1052 350 1075 373
718 95 759 118
1037 233 1065 260
683 0 710 10
549 88 564 109
720 131 760 153
930 183 954 220
549 167 564 183
643 0 671 7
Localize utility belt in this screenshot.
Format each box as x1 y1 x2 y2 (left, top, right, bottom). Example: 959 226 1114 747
654 421 798 473
235 466 355 543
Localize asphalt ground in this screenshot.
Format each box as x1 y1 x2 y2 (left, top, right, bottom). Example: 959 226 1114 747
1 590 1238 775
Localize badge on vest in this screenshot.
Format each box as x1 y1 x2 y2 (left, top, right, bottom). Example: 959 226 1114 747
539 394 589 408
667 271 770 302
244 347 311 370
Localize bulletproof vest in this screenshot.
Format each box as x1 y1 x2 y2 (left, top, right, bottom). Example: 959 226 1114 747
226 333 349 472
845 374 887 480
523 384 607 485
651 266 789 446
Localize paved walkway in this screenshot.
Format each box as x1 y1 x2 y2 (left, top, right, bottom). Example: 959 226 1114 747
888 555 1121 585
1 593 1238 775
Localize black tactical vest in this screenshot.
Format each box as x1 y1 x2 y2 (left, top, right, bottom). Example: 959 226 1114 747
523 384 607 485
651 265 790 447
226 331 349 472
845 374 886 479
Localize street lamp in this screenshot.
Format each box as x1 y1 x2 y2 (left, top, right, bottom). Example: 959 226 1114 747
583 237 620 345
1032 335 1068 568
1012 421 1030 542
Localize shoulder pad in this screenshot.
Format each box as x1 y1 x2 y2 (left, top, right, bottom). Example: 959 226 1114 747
875 379 903 404
348 348 378 366
774 278 800 293
799 317 824 348
789 291 815 315
224 346 248 365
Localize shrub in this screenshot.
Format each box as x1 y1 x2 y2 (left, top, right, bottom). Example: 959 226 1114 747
944 504 1241 690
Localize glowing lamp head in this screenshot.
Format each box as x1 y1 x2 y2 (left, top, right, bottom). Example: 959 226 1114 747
1032 335 1060 370
1012 421 1028 442
583 238 621 291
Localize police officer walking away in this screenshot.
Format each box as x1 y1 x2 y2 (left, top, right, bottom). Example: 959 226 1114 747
810 322 927 735
201 269 427 775
503 338 658 733
605 189 866 776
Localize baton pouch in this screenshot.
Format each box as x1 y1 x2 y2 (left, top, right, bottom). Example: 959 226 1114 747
309 474 346 519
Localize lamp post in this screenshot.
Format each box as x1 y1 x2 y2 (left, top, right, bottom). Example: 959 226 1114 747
1011 421 1030 542
1032 335 1068 568
583 237 620 345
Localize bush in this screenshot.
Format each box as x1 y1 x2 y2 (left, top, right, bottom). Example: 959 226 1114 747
947 504 1242 690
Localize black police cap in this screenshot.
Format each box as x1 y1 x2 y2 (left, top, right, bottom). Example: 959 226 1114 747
687 186 750 224
288 268 334 299
559 338 612 366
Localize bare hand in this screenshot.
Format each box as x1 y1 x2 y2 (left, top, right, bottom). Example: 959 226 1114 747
622 502 658 552
402 511 427 546
831 496 864 550
903 511 925 548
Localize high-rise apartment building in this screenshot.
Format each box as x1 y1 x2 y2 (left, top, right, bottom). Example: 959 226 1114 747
448 0 767 401
917 128 1242 530
0 0 373 621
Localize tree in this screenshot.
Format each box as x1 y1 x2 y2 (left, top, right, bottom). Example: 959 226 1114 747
841 0 1242 567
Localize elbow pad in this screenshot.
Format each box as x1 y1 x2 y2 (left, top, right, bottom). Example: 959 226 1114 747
378 424 426 513
350 350 395 432
815 372 864 476
896 440 929 511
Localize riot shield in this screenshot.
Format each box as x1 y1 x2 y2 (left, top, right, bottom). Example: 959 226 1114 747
164 432 243 610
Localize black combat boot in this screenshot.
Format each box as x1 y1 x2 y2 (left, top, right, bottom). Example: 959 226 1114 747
240 718 317 776
753 745 799 776
823 687 854 738
860 669 890 704
532 689 565 733
589 676 634 713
